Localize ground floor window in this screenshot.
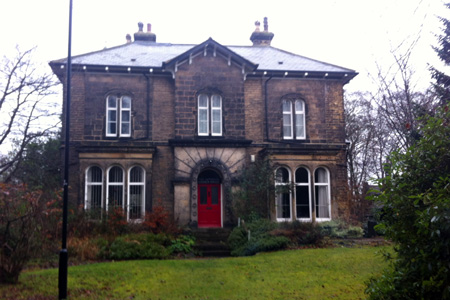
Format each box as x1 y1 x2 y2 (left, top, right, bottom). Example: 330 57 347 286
295 167 311 220
314 167 331 221
274 165 331 222
85 166 103 218
275 167 291 221
85 165 146 221
128 166 145 220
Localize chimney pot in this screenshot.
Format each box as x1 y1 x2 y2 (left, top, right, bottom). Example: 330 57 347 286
250 17 274 46
134 21 156 42
254 21 260 32
126 34 132 43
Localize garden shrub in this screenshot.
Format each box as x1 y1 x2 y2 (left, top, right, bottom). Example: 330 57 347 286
105 233 171 260
106 208 129 236
319 219 363 238
169 235 196 255
366 106 450 299
277 221 324 246
143 200 180 235
0 184 43 284
228 219 289 256
68 237 101 261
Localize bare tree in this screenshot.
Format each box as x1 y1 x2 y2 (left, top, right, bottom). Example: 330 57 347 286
0 46 60 180
345 42 437 222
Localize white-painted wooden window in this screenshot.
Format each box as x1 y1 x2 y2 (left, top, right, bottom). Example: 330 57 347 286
198 94 222 136
128 166 145 220
275 167 291 221
295 100 306 139
106 95 131 137
295 167 311 221
314 167 331 221
282 100 293 139
107 166 125 211
85 166 103 218
282 99 306 140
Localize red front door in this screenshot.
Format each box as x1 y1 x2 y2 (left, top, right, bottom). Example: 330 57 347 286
198 184 221 228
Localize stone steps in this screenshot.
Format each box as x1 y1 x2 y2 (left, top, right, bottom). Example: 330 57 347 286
192 228 232 257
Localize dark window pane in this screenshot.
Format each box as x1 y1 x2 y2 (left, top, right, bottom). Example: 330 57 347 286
129 185 142 219
211 186 219 205
296 186 310 218
109 167 123 182
282 193 290 218
200 186 207 205
89 166 102 182
276 168 289 183
108 185 123 208
130 167 143 183
295 168 308 183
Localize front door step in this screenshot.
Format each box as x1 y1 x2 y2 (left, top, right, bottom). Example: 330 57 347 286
192 228 231 257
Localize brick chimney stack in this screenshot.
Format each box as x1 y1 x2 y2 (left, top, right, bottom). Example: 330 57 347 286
250 17 274 46
134 22 156 42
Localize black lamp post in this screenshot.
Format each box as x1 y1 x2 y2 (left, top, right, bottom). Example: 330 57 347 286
59 0 73 298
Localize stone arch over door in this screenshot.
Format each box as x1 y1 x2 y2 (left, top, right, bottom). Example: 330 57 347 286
190 158 233 227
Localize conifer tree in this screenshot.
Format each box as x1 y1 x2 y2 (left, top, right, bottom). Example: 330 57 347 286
431 3 450 105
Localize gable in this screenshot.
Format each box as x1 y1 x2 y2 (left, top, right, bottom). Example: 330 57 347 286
162 38 258 80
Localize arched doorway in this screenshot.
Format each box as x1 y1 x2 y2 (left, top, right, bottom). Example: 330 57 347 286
197 169 222 228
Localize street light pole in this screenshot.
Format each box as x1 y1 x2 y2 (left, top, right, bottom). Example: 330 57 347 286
59 0 73 298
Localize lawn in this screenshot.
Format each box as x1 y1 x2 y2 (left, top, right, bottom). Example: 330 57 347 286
0 246 390 299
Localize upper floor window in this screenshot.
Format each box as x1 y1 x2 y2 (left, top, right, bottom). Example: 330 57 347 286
198 94 222 136
282 99 306 140
106 95 131 137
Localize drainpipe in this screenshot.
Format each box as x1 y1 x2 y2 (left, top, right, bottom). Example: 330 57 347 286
144 73 151 139
264 76 273 142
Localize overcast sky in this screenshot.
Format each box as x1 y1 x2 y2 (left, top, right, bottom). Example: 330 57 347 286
1 0 448 93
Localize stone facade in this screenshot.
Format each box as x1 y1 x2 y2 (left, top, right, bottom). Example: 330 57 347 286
50 21 356 228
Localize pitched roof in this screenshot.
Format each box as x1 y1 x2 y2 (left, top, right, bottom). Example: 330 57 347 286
50 39 357 82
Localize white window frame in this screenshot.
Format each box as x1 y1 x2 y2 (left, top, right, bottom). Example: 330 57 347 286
127 166 145 221
283 99 306 140
314 167 331 222
106 95 118 137
275 167 292 222
85 166 103 213
198 93 222 136
282 100 293 139
211 95 222 136
198 94 209 136
294 100 306 139
295 167 311 221
106 166 125 212
106 95 132 138
120 96 131 137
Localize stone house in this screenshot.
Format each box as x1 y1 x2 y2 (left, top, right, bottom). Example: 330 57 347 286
49 19 357 228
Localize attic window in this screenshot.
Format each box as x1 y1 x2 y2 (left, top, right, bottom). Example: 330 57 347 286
131 58 136 62
278 61 283 65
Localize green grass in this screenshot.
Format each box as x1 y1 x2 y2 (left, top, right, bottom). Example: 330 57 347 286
0 246 390 299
